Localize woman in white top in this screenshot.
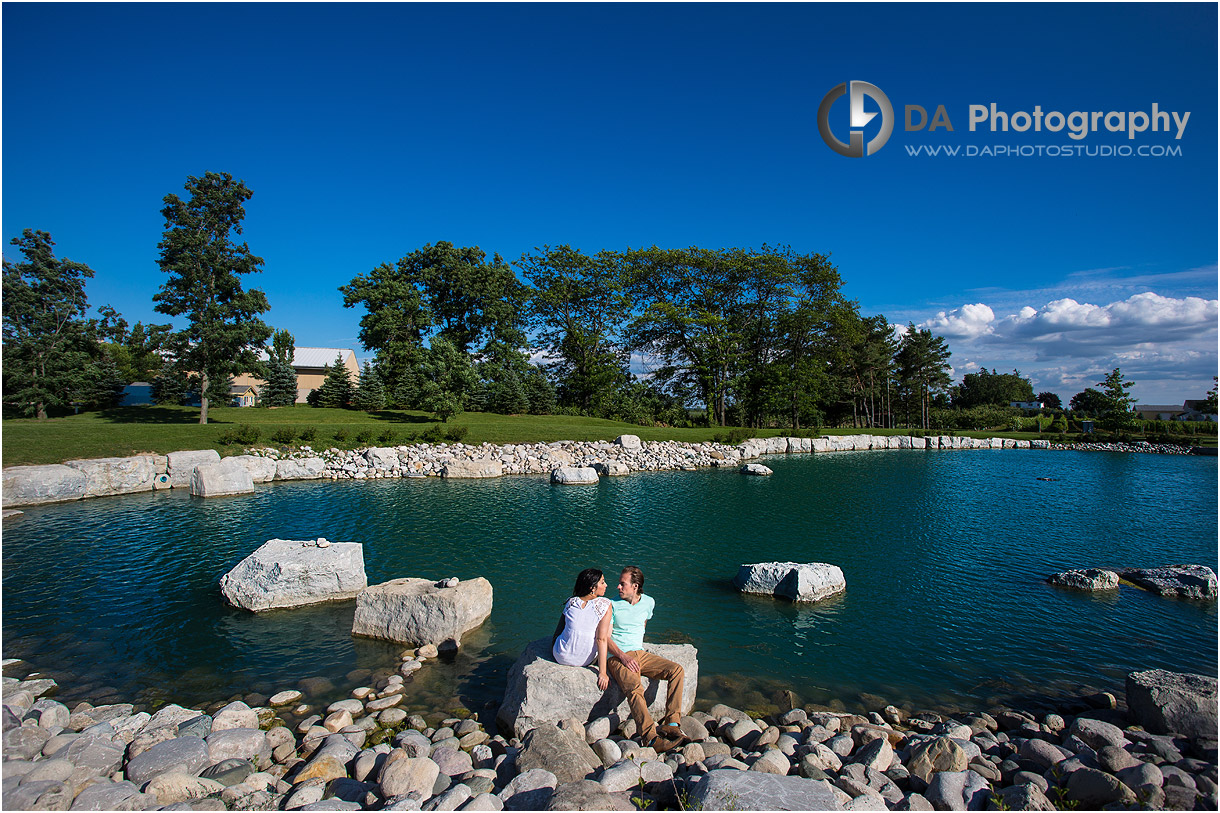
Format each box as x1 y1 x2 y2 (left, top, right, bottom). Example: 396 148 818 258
552 568 613 690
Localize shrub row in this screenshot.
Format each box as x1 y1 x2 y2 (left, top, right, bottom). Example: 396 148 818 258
217 423 468 448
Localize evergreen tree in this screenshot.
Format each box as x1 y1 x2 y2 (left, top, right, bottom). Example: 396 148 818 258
90 351 129 409
262 358 299 406
485 366 529 414
314 356 355 408
151 360 196 406
523 367 557 414
353 361 387 411
2 229 101 418
154 172 272 424
1098 368 1136 433
414 337 477 421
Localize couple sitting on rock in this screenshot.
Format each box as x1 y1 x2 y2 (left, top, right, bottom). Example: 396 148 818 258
551 565 686 750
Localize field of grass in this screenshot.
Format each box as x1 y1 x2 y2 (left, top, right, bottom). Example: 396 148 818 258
0 405 782 466
2 405 1212 466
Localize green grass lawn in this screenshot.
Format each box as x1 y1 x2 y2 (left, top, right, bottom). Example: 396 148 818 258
2 405 1212 466
0 405 788 466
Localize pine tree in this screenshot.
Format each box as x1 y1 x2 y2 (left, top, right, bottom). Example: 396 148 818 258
2 230 101 418
486 367 529 414
314 356 354 409
523 367 557 414
353 362 386 411
153 172 272 423
90 352 129 409
262 358 299 406
152 360 196 406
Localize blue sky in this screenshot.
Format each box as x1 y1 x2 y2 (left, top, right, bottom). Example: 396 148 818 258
3 2 1216 404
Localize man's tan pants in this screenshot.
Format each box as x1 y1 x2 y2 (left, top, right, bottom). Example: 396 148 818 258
607 650 684 743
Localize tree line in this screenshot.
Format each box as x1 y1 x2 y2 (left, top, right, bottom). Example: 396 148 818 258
5 171 1215 432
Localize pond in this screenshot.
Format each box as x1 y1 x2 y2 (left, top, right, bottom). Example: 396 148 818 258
2 448 1215 722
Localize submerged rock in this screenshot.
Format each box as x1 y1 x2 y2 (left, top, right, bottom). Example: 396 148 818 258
1118 565 1217 600
740 464 773 476
219 539 367 612
1047 569 1120 591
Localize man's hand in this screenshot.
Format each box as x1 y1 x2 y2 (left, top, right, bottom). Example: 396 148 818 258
620 653 640 674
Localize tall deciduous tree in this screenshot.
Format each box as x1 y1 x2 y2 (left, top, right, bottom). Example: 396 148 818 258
2 229 100 418
1037 391 1063 410
154 172 271 423
1069 388 1109 416
399 241 529 354
520 245 632 414
953 368 1035 408
339 261 432 399
625 246 750 426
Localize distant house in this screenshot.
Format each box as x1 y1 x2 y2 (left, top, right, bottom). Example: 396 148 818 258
1134 400 1218 422
1009 401 1044 410
230 385 258 408
231 347 361 405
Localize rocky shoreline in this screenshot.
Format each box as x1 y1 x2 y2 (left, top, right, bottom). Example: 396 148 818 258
4 433 1208 509
4 656 1217 812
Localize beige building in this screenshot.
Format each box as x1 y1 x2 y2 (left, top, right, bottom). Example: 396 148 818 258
232 347 361 404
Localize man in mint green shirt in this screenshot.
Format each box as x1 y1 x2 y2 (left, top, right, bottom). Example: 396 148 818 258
606 566 686 748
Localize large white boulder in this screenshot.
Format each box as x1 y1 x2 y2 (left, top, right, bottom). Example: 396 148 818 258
551 466 599 485
498 637 698 737
226 455 278 484
1 464 87 507
275 456 325 480
219 539 368 612
63 455 156 498
733 562 846 602
351 577 492 647
442 458 503 478
167 450 222 488
614 435 643 451
190 458 255 497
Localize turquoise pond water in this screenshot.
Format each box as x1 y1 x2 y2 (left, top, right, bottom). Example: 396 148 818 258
2 449 1216 720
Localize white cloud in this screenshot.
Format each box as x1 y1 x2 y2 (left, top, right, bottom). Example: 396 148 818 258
922 303 995 339
910 291 1217 403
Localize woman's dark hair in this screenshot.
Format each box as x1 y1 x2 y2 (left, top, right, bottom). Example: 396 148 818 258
571 568 603 598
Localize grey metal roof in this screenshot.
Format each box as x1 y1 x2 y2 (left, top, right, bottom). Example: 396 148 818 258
255 347 356 368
